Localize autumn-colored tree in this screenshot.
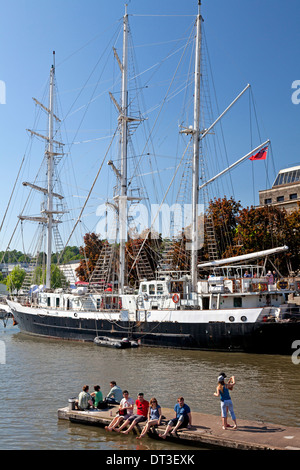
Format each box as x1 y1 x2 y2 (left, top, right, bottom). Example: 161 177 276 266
227 204 291 274
283 204 300 274
75 233 103 282
205 196 242 259
233 205 287 253
126 231 161 285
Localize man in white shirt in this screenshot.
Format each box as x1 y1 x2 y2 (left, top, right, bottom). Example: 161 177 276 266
105 390 134 432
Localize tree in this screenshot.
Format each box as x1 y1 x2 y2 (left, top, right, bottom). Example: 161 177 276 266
283 205 300 274
51 265 68 289
233 205 287 254
6 266 26 293
31 264 67 288
205 196 242 259
75 233 103 282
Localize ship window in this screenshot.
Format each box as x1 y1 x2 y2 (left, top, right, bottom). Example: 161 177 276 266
277 195 284 202
97 298 101 309
290 193 297 200
157 284 163 295
47 297 51 307
56 298 60 308
149 284 155 295
233 297 242 308
141 284 147 293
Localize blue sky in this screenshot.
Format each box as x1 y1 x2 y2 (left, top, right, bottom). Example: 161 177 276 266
0 0 300 253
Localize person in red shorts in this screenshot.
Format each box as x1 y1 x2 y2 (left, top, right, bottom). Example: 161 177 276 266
116 392 149 434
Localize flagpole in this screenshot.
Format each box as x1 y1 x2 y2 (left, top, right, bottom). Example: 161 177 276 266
198 139 270 190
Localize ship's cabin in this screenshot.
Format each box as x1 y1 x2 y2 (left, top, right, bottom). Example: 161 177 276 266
138 272 191 298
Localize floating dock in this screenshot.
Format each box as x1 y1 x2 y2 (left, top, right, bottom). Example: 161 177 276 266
58 405 300 450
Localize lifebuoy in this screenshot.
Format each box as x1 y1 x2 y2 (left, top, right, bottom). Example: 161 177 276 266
258 283 267 292
118 299 122 309
172 293 180 304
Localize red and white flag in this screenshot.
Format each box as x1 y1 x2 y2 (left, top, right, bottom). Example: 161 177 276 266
249 146 268 161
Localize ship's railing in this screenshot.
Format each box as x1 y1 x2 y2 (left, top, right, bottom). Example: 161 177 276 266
78 295 122 311
197 276 298 295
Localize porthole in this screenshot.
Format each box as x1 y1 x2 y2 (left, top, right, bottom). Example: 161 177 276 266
229 316 235 322
241 316 247 322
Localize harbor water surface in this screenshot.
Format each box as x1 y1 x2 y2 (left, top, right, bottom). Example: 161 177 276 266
0 320 299 450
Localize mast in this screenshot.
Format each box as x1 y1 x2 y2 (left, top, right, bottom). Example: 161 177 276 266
46 52 55 289
191 1 202 291
119 5 129 294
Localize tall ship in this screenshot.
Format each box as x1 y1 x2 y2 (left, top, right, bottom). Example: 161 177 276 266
5 2 300 354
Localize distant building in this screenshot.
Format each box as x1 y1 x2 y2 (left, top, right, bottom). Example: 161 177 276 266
259 165 300 212
59 260 80 285
0 263 32 276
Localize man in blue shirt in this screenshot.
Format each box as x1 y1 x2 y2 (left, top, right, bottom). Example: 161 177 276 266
106 381 123 404
159 397 192 439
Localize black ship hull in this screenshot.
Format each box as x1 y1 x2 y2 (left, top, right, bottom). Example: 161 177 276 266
11 309 300 355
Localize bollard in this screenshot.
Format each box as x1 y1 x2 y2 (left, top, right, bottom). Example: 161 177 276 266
68 398 76 411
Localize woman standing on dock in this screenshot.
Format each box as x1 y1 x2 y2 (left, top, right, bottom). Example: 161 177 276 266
214 374 237 430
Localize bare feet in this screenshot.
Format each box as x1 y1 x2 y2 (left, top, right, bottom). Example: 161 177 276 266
121 430 129 434
159 433 167 439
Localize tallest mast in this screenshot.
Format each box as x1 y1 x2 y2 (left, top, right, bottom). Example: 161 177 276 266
46 53 55 289
119 5 129 294
191 1 202 291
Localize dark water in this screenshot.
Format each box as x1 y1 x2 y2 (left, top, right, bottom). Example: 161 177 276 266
0 319 299 450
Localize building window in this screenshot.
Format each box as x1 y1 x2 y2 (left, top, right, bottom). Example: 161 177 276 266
277 196 284 202
290 193 297 200
264 198 272 204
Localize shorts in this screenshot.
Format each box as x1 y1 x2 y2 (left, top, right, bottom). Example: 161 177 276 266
220 399 236 420
127 414 147 424
168 416 189 428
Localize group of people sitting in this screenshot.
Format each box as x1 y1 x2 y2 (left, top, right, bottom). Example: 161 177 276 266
74 373 237 438
104 390 192 439
74 381 192 439
74 381 123 411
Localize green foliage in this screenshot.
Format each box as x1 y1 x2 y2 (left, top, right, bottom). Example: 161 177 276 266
32 265 68 289
6 266 26 293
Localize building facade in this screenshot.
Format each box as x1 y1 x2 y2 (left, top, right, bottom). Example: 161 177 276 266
259 165 300 212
